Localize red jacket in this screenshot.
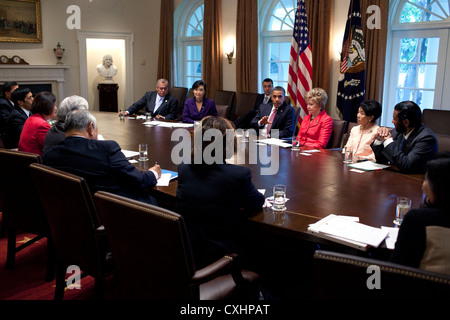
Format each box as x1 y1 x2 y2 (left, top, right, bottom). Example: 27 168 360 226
18 113 51 156
296 110 333 149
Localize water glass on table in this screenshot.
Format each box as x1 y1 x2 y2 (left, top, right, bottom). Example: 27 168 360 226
139 143 148 161
292 137 300 151
273 184 287 211
343 147 353 163
394 197 411 226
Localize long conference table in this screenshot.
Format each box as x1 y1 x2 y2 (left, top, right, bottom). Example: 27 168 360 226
92 111 425 298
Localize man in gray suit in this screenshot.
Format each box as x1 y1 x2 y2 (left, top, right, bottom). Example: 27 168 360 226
371 100 438 174
119 78 178 120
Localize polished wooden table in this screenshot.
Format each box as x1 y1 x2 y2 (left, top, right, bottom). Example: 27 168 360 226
93 111 425 299
93 111 424 231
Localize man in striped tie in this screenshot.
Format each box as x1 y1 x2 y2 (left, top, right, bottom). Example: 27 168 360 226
250 86 295 139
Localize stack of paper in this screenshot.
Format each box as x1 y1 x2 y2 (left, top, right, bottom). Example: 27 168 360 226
156 169 178 187
255 138 292 148
348 161 390 171
307 214 389 251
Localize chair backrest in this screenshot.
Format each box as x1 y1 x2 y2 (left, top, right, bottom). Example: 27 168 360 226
422 109 450 135
436 133 450 152
0 149 48 234
342 121 358 148
326 119 347 150
170 86 188 120
233 92 259 119
313 250 450 299
216 104 230 118
214 90 236 111
187 88 194 99
94 191 197 299
29 163 103 274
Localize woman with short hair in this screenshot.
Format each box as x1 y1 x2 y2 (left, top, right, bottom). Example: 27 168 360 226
342 100 382 162
181 80 217 123
18 91 56 156
295 87 333 149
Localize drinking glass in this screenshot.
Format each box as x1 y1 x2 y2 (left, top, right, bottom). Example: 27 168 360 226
273 184 287 211
145 113 152 123
139 143 148 161
343 147 353 163
242 130 249 142
292 137 300 151
394 197 411 226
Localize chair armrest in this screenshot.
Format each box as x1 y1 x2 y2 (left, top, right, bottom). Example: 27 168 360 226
191 255 235 285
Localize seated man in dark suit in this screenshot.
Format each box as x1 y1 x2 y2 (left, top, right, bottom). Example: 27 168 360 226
371 100 438 173
3 87 33 149
0 81 18 139
250 86 295 139
43 110 161 205
234 78 273 129
119 78 178 120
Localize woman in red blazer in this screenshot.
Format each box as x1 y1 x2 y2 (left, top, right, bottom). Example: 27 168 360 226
296 88 333 149
18 91 56 156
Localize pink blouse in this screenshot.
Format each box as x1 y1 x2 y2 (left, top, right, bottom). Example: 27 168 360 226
342 124 379 162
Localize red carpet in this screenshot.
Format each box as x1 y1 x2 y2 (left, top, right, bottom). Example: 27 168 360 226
0 213 118 300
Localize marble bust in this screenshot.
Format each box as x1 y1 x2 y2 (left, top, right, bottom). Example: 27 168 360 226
97 54 118 83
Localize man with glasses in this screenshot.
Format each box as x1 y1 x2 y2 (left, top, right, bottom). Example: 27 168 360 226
119 78 178 120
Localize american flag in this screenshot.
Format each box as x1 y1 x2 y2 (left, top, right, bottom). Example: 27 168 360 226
287 0 312 129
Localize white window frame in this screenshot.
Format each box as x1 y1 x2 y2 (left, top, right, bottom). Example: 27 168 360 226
174 0 204 88
259 0 296 91
382 0 450 126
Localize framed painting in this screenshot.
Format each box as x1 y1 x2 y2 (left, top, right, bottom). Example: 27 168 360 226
0 0 42 43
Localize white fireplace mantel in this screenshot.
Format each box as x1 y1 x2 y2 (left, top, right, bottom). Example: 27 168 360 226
0 65 70 102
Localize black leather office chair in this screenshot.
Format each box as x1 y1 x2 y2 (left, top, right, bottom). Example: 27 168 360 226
0 149 54 281
29 163 114 300
216 104 230 118
313 250 450 299
94 191 260 300
436 133 450 152
170 86 188 121
422 109 450 135
231 92 259 121
326 119 347 150
214 90 236 119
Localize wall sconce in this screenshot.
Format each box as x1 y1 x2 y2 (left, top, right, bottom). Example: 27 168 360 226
225 47 234 64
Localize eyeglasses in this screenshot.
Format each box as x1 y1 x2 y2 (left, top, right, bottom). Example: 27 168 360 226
157 87 168 91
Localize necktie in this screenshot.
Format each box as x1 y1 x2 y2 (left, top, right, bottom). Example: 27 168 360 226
266 108 277 134
154 96 163 114
263 95 269 104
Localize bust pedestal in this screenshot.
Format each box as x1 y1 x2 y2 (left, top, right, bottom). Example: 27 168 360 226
98 83 119 112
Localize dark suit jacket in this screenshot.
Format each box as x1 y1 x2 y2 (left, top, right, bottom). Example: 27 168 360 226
126 91 178 120
0 97 14 136
371 124 438 173
43 136 158 205
176 163 265 269
3 106 28 149
390 207 450 269
250 102 295 138
253 94 272 111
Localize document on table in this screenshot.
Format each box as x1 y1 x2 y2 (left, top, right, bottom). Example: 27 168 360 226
122 150 139 159
308 214 389 249
149 121 194 128
348 161 390 171
255 138 292 148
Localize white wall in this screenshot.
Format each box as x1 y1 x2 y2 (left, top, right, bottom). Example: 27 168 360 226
0 0 161 109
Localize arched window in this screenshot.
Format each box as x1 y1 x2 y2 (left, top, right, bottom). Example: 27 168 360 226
175 0 204 88
383 0 450 126
259 0 297 91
